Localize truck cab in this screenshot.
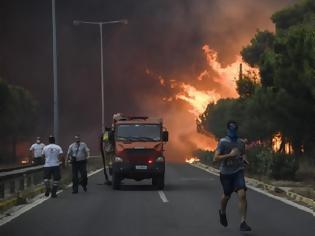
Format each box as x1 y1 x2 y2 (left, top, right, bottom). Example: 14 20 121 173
109 115 168 190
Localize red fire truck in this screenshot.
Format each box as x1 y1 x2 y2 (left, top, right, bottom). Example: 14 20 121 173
102 114 169 190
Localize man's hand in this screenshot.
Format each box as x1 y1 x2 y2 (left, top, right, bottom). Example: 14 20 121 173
244 159 250 166
226 148 240 159
214 147 240 162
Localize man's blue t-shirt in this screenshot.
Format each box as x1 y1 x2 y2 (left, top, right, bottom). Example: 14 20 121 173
216 136 245 175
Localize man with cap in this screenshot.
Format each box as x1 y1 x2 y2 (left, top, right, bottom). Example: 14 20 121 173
67 135 90 193
42 136 63 198
29 137 45 165
214 120 251 231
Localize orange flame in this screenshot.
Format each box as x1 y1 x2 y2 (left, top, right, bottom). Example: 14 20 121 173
272 132 293 154
175 45 259 117
185 157 200 164
176 83 221 116
147 45 259 157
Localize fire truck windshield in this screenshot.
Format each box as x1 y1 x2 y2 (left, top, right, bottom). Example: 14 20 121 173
116 124 161 141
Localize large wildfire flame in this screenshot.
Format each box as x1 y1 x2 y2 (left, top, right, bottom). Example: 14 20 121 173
176 84 220 116
146 45 259 161
176 45 259 117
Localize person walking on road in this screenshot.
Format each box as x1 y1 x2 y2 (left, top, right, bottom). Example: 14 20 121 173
42 136 63 198
29 137 45 165
213 121 251 231
67 135 90 193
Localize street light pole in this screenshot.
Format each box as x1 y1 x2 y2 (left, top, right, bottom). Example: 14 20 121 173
99 23 105 133
73 19 128 133
52 0 59 142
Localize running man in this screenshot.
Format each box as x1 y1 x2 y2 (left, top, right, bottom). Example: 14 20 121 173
213 121 251 231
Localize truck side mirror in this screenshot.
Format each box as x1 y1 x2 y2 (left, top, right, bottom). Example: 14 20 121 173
162 131 169 142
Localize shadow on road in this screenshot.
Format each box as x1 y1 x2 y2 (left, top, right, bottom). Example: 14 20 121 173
119 184 158 191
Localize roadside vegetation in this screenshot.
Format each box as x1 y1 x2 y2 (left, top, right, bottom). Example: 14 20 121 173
196 0 315 184
0 79 38 164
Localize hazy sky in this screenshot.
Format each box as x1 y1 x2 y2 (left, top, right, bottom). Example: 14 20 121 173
0 0 297 154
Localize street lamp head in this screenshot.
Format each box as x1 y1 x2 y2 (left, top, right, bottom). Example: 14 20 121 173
121 19 128 25
73 20 80 26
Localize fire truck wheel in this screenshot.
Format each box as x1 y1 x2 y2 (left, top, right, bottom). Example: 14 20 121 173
153 175 164 190
112 173 121 190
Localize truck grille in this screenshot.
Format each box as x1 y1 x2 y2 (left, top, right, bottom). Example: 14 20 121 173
124 149 157 157
122 149 159 163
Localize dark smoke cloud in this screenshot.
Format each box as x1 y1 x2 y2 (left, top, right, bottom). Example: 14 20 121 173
0 0 297 156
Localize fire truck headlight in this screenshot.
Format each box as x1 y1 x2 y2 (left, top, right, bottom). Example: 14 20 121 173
156 157 165 162
114 157 123 162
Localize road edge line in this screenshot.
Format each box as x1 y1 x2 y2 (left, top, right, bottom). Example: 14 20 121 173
0 168 104 227
189 163 315 217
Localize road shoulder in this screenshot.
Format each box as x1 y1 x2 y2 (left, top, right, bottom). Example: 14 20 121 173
190 162 315 217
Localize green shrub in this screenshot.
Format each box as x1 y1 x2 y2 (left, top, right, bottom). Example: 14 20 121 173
195 146 299 181
270 153 299 180
246 145 273 176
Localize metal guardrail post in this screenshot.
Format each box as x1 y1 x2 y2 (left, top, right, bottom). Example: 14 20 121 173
19 177 24 191
9 181 15 195
0 182 4 199
26 175 32 188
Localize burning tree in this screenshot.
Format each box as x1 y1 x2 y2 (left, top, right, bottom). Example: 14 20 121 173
199 0 315 158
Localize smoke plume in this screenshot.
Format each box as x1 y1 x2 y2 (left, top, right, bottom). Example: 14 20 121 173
0 0 297 160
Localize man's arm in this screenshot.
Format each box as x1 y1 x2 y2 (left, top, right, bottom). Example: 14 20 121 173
29 144 34 154
58 147 64 163
213 148 240 163
29 145 34 160
240 139 249 166
65 145 72 166
84 144 90 158
242 154 250 166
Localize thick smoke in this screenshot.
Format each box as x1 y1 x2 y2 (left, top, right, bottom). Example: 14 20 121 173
0 0 296 159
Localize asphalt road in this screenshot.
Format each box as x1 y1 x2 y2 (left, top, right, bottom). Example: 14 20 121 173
0 163 314 236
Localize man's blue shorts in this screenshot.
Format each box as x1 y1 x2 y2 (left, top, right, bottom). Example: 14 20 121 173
220 170 247 197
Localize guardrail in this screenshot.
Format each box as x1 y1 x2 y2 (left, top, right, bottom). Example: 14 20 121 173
0 156 103 202
0 165 44 200
0 164 35 173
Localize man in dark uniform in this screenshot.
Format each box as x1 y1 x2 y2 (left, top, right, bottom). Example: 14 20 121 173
214 121 251 231
67 135 90 193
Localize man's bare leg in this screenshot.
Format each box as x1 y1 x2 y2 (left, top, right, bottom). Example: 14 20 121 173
237 189 247 222
219 194 230 227
220 194 230 214
238 189 251 231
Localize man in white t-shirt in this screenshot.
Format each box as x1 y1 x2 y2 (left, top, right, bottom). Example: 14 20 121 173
42 136 63 198
29 137 45 165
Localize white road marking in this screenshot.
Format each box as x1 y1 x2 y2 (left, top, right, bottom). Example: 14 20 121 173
0 168 104 227
190 163 315 217
87 168 104 177
158 191 169 203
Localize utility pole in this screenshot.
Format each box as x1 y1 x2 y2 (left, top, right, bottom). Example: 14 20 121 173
52 0 59 142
